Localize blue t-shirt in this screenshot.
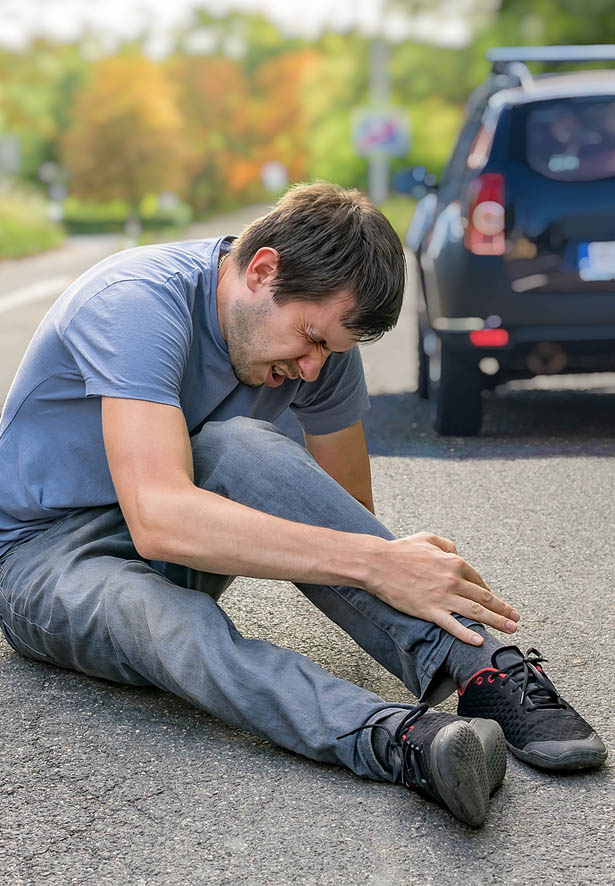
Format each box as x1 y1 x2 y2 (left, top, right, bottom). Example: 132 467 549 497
0 237 369 558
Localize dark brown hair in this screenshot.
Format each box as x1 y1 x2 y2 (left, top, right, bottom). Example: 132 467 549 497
231 182 405 341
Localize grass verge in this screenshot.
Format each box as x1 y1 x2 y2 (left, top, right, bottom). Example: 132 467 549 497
0 189 66 259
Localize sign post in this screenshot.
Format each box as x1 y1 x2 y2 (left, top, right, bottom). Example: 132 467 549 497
353 107 411 202
353 36 410 203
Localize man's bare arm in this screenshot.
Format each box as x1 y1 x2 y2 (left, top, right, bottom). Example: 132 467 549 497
101 397 520 645
304 420 375 513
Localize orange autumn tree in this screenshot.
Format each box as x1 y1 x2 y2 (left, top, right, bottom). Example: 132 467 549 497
170 49 322 212
168 55 254 214
61 54 190 217
249 49 322 189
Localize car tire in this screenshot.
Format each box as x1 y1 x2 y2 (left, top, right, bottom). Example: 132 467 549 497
417 324 430 399
434 342 483 436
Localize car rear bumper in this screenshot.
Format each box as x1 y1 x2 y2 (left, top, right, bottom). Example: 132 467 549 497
437 325 615 378
422 247 615 328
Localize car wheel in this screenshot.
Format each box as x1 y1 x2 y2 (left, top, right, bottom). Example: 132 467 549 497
417 324 430 399
434 341 483 436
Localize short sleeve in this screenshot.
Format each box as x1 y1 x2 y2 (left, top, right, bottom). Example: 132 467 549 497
290 346 370 435
61 280 192 407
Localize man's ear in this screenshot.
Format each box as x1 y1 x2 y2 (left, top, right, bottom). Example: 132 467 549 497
245 247 280 293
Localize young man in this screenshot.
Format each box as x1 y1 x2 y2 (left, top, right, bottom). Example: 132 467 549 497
0 183 607 827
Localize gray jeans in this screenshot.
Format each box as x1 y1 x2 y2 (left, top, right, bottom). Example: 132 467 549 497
0 417 468 781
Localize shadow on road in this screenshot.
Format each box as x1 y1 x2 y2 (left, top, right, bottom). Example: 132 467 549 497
277 387 615 459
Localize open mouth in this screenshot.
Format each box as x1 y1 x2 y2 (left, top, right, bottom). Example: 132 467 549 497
266 365 287 387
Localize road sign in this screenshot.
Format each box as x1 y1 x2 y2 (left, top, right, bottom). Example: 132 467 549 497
353 109 410 158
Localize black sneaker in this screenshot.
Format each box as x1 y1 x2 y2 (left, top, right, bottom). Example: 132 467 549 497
338 703 506 827
457 646 608 771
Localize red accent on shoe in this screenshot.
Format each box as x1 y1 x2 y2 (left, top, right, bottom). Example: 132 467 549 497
457 666 499 695
476 676 483 685
488 674 496 683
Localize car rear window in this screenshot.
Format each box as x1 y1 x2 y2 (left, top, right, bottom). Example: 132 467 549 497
525 97 615 182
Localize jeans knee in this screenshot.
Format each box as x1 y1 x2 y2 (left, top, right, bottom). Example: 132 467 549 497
193 416 281 453
191 416 309 488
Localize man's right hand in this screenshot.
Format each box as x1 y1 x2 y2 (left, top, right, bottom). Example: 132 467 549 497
364 531 520 645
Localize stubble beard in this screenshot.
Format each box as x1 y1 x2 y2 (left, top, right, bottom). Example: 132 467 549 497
225 298 274 388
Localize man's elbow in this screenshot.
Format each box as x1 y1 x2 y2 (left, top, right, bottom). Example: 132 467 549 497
128 487 181 562
131 530 163 562
127 514 165 561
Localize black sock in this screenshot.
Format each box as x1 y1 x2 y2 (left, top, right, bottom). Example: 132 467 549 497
445 626 503 688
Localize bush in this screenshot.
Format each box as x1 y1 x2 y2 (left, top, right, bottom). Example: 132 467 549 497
0 187 65 259
62 195 193 234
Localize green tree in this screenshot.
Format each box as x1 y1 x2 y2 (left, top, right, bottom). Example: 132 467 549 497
0 41 88 180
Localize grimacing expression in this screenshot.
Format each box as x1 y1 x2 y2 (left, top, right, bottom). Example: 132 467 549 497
224 290 359 389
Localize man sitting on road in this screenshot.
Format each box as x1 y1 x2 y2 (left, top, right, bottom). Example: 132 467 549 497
0 183 607 827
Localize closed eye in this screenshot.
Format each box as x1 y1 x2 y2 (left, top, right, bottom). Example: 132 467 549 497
307 327 351 355
308 334 341 355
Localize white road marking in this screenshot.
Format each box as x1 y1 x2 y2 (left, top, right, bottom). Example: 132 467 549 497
0 276 71 315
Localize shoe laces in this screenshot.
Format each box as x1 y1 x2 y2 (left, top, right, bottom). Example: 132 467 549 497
337 703 437 799
500 648 566 711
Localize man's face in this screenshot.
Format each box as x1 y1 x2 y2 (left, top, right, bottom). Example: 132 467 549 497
224 289 359 388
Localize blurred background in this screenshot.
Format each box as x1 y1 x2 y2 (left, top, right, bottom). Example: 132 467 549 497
1 0 613 258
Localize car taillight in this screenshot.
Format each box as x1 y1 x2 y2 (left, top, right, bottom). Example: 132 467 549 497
469 329 509 347
464 173 505 256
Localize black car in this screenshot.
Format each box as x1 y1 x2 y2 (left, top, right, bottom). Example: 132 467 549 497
407 45 615 435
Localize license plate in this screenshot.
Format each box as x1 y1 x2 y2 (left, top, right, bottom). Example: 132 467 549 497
578 241 615 281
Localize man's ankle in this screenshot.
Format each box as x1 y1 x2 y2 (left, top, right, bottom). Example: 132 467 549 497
445 627 503 689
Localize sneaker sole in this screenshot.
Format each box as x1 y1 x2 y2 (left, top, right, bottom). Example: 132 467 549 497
429 721 490 827
509 736 608 771
467 718 507 794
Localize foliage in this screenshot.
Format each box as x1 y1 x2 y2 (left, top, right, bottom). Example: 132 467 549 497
61 194 192 234
168 54 253 214
0 42 89 180
61 54 191 208
0 185 65 258
495 0 615 47
168 46 322 213
1 1 612 235
305 33 370 188
402 96 464 177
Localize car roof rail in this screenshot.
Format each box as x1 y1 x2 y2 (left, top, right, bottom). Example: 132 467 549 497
487 45 615 71
485 45 615 95
466 45 615 118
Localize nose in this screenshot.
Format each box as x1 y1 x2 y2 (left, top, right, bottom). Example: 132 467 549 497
297 346 327 382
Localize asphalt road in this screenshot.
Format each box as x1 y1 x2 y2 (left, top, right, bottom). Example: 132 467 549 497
1 210 614 885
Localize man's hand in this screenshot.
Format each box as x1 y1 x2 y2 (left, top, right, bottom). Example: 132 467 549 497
366 531 520 645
